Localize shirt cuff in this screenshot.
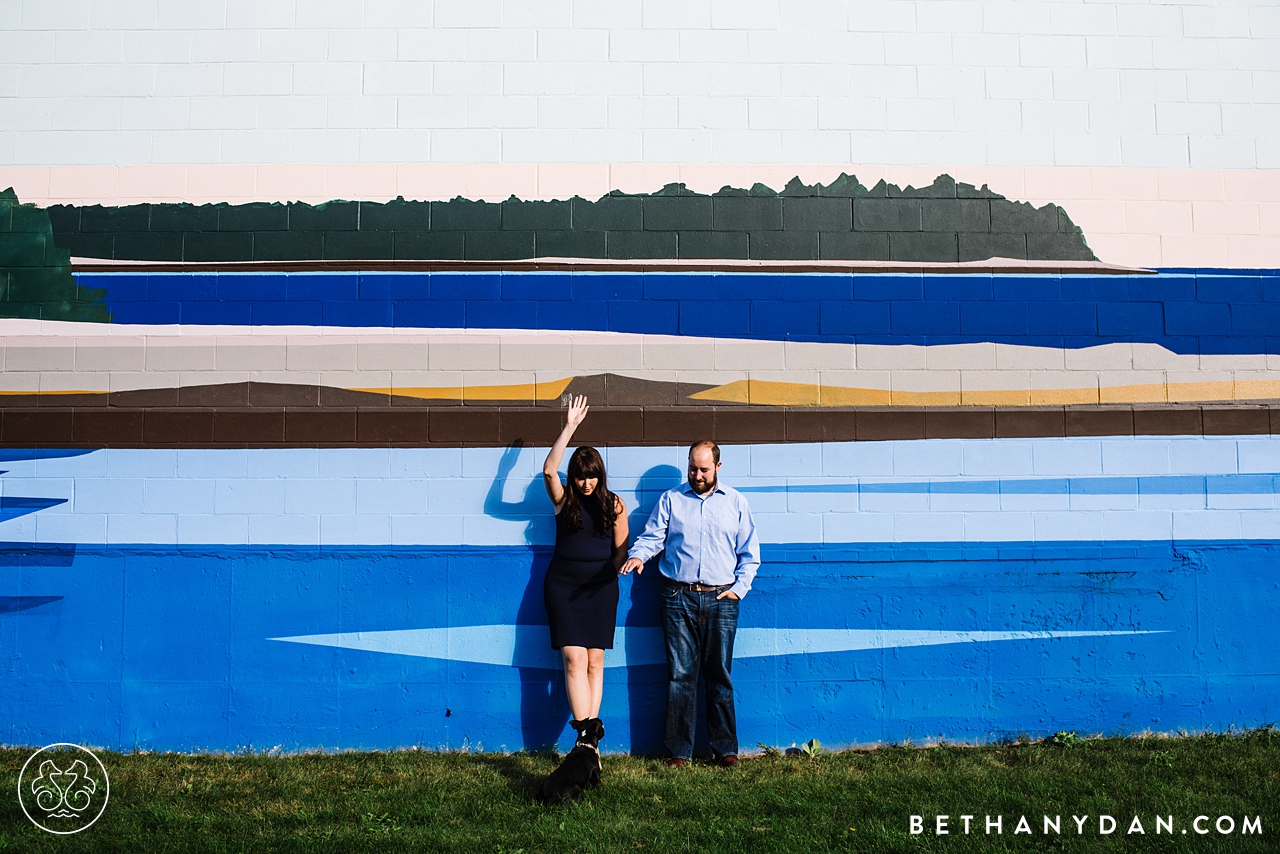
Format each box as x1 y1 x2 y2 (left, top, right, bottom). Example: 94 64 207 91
729 581 750 600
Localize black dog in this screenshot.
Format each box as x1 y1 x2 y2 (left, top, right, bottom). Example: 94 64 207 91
536 718 604 804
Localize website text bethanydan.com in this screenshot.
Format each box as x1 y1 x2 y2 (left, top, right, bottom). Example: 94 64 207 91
910 814 1262 837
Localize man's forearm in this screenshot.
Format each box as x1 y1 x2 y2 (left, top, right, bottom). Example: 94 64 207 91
628 495 669 563
728 562 759 599
729 506 761 598
627 537 662 564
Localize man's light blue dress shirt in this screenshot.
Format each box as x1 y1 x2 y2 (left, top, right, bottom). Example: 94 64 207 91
627 481 761 599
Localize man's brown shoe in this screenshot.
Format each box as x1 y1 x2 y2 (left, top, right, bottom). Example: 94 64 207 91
664 758 688 768
719 754 739 767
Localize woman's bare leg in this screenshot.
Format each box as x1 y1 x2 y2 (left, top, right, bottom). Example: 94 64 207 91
561 646 594 722
586 648 605 719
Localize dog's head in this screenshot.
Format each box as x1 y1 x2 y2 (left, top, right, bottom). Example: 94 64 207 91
572 717 605 747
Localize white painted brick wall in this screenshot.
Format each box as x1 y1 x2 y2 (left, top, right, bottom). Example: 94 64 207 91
1 0 1277 168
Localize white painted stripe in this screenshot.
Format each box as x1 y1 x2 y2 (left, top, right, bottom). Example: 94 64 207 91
268 625 1166 669
3 320 1280 401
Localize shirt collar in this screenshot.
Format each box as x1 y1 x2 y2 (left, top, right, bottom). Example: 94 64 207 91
681 481 726 498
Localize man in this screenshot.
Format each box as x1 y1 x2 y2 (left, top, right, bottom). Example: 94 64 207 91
620 440 760 768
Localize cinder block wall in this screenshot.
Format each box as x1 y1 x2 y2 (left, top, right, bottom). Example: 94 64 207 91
3 1 1280 753
4 0 1277 170
2 0 1279 267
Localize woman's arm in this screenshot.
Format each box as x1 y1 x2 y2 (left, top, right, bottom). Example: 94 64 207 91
610 494 630 569
542 395 589 509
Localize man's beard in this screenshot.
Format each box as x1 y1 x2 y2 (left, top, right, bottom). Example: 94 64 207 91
690 474 717 495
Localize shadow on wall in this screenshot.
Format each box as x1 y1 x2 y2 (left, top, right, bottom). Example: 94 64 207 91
624 464 684 756
485 441 571 750
0 450 92 624
0 450 92 570
484 445 685 754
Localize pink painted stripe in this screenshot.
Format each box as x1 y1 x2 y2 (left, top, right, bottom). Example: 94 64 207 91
4 164 1279 268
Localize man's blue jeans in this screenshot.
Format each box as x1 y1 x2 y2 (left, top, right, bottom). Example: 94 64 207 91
660 583 739 760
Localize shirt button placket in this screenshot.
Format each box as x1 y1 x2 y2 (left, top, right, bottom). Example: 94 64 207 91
697 495 705 583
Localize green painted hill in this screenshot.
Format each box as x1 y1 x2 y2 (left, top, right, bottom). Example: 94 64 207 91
0 188 110 322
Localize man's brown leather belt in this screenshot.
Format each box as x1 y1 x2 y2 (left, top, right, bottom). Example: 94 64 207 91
667 580 733 593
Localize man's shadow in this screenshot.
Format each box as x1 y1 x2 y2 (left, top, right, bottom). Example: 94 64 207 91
623 464 684 756
484 441 571 751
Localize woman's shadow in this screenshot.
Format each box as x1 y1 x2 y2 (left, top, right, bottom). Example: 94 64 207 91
485 442 683 756
484 440 572 751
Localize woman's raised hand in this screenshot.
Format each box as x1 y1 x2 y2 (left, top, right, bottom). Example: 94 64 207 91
545 395 589 506
566 394 589 429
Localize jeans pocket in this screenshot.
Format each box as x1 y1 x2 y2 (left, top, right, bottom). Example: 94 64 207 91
661 584 679 599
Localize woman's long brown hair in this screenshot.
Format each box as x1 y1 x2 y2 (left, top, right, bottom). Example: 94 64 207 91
562 446 618 534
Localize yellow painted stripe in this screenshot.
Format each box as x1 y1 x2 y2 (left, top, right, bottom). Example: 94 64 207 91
353 386 463 401
1225 379 1280 401
0 376 1274 407
0 379 580 402
352 376 574 402
1031 386 1100 406
689 379 750 404
0 389 108 396
689 378 1257 407
819 385 891 406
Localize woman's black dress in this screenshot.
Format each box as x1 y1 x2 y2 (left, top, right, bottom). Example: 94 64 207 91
544 498 620 650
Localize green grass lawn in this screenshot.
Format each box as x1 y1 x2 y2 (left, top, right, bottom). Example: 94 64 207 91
1 731 1276 853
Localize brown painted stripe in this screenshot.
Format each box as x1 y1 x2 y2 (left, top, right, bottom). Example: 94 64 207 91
0 380 715 411
0 404 1277 448
71 256 1149 275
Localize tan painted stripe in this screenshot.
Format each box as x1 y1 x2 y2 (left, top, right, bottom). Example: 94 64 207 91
8 321 1280 406
0 321 1271 377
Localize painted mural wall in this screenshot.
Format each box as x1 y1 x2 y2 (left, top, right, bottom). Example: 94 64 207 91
2 0 1279 753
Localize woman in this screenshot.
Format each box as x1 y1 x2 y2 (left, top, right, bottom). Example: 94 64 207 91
542 395 629 742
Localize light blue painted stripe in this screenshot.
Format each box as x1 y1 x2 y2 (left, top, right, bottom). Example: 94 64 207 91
268 626 1166 670
741 475 1280 495
2 438 1280 546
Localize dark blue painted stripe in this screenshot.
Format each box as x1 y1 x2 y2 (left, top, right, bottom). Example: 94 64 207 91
77 269 1280 355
